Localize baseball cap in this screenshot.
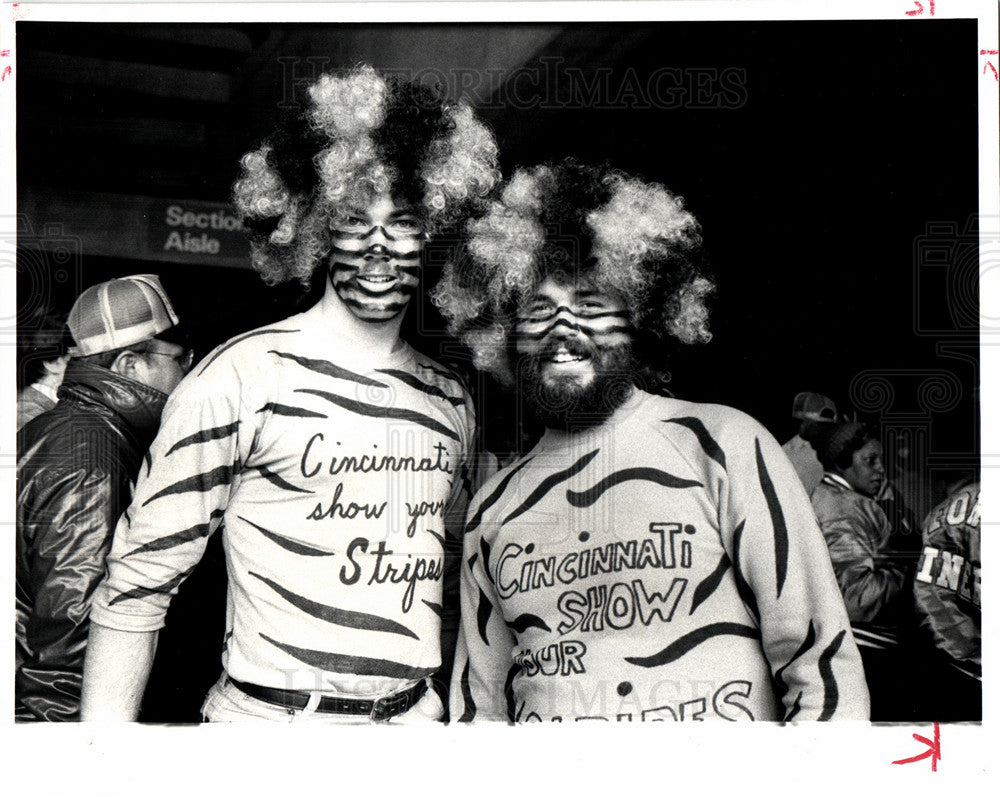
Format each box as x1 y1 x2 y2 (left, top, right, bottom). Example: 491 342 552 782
791 391 838 422
67 274 179 357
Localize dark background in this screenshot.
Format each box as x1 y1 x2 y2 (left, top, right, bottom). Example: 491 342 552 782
16 20 981 721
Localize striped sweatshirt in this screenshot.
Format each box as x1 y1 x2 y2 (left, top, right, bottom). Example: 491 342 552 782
91 303 474 698
451 390 869 722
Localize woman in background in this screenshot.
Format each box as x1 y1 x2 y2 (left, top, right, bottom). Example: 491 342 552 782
805 421 917 721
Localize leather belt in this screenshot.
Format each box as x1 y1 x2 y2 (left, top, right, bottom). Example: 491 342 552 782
227 676 427 721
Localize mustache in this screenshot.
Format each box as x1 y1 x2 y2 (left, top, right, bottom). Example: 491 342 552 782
539 336 593 359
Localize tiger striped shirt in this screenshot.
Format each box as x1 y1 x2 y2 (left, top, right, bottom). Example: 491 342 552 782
451 389 869 722
90 302 474 698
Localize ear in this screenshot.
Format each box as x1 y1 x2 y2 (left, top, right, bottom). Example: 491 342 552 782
109 350 143 379
41 354 70 376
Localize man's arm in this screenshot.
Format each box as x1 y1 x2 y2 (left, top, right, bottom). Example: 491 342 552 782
914 553 980 670
80 625 159 721
435 383 488 714
719 414 870 720
913 487 981 671
17 472 122 721
821 506 906 624
85 354 253 717
449 484 517 723
437 444 475 711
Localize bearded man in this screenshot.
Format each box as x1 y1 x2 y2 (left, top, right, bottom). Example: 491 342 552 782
81 65 499 723
433 159 869 722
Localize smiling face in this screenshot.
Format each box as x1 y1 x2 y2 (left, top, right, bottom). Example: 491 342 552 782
327 193 426 323
515 275 634 428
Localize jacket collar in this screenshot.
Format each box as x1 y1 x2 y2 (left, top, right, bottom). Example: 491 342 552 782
58 359 169 434
821 472 854 492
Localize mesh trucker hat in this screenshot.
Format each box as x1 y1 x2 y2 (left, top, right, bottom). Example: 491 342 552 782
67 274 179 357
791 391 838 422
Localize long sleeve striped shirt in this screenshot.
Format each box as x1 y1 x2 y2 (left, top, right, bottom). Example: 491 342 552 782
451 390 868 722
91 303 474 698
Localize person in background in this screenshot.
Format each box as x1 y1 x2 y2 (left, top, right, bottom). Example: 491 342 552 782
781 391 838 496
16 307 70 430
435 159 869 722
805 420 915 720
913 476 980 721
16 274 191 721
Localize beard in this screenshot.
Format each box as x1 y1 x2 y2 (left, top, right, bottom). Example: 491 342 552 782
516 338 637 431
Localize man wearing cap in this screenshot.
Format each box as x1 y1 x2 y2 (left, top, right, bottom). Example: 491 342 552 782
782 392 839 496
81 66 499 723
16 274 191 721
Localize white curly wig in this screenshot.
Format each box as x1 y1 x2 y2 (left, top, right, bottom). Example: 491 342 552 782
233 64 501 287
431 159 714 387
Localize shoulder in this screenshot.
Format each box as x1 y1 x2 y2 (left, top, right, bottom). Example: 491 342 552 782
923 481 980 537
410 356 474 403
810 479 841 511
16 387 54 423
191 316 307 381
646 395 777 463
408 355 477 441
170 318 308 409
813 479 883 524
651 396 769 436
935 481 980 516
19 406 123 485
781 434 810 453
467 449 534 518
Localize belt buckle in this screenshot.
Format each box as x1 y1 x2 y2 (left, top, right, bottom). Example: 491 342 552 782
370 695 394 722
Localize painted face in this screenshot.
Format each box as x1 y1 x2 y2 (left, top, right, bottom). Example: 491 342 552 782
841 439 885 497
328 194 426 323
515 276 633 428
516 276 630 390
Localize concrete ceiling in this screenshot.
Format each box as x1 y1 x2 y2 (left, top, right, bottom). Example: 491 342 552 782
17 23 566 201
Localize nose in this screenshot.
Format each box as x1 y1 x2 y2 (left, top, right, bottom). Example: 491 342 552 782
365 241 390 261
359 218 391 253
549 306 581 339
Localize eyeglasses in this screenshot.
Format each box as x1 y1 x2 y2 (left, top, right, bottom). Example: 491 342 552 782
143 343 194 372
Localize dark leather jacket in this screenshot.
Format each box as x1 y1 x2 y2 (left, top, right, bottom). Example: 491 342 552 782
16 360 168 721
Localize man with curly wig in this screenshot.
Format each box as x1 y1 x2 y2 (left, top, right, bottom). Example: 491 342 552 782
436 159 869 722
81 65 500 723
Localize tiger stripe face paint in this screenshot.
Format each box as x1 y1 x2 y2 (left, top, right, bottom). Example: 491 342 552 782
328 194 426 323
515 277 630 392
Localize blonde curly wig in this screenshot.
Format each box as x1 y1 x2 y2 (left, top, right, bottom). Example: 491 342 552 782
233 64 501 287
